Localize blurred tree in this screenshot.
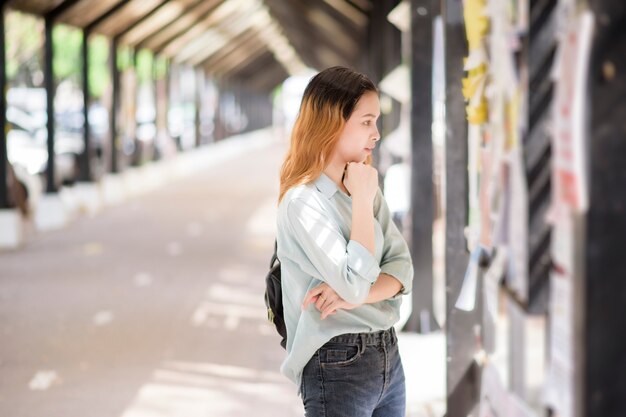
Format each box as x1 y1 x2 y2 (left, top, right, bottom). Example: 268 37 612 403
136 49 153 85
88 35 109 99
52 24 81 84
153 56 167 80
6 11 43 86
6 10 111 98
117 44 132 71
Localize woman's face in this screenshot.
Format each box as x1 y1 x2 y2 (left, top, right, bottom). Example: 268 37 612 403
334 91 381 164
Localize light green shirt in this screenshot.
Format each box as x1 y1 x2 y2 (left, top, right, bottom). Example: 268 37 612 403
276 172 414 390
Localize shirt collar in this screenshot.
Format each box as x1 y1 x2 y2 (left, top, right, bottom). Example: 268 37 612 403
314 172 339 199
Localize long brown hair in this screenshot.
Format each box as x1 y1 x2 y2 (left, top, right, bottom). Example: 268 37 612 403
278 66 378 203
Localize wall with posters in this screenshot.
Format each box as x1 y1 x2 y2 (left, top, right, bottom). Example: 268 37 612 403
444 0 599 416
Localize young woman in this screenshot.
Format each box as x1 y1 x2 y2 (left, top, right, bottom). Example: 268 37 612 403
276 66 414 417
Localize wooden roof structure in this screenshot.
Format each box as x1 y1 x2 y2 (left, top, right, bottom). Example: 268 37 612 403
7 0 372 91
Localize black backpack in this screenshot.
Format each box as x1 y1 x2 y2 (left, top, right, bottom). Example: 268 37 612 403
264 240 287 349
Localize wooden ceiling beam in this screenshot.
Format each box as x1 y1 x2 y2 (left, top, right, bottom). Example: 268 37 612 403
321 0 367 27
45 0 83 20
85 0 132 32
191 24 262 68
136 0 221 51
194 26 258 68
263 0 325 69
119 0 202 46
345 0 372 14
231 60 288 93
227 50 288 90
208 40 269 76
292 0 360 54
6 0 67 17
172 5 262 64
55 0 126 29
94 0 163 37
112 0 172 38
309 0 365 31
246 64 289 92
157 0 241 56
264 0 357 69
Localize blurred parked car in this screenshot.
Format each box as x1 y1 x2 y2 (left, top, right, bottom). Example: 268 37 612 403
7 86 108 188
6 105 99 190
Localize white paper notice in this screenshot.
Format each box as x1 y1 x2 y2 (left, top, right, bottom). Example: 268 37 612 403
551 11 594 214
544 12 593 415
455 247 482 312
506 146 529 300
484 247 508 320
545 215 575 417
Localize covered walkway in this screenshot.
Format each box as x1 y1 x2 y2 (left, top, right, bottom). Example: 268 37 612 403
3 1 626 416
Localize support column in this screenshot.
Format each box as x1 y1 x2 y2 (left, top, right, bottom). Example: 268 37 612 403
366 0 385 83
70 27 104 214
443 0 479 415
35 13 69 231
100 37 126 207
194 67 202 147
154 60 172 160
0 5 7 209
165 59 171 146
79 28 92 182
584 1 626 416
110 37 120 174
44 15 56 193
152 57 161 161
405 0 439 333
366 0 402 167
130 49 141 166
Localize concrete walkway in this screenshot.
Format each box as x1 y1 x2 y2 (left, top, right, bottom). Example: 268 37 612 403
0 129 445 417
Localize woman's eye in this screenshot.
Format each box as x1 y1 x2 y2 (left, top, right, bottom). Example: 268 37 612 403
363 121 371 126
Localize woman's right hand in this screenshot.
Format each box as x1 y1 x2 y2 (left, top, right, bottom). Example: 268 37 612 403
302 282 360 320
343 162 378 204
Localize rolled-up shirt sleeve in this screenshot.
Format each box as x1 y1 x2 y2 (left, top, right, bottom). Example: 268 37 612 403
285 197 381 305
374 188 414 300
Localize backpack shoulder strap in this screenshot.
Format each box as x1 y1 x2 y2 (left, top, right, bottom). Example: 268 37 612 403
270 239 279 268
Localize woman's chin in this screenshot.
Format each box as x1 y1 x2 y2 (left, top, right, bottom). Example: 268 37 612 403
345 154 369 164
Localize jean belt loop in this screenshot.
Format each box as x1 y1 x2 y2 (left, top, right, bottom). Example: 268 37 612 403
359 333 366 354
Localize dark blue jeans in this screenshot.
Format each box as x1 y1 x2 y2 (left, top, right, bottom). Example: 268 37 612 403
300 327 406 417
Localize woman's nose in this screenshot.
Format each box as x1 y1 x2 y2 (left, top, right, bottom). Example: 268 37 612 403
372 126 381 141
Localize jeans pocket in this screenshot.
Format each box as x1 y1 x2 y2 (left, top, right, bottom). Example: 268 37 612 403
319 343 361 367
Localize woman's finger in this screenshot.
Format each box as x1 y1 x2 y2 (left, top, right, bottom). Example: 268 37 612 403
302 286 324 310
317 295 339 313
321 301 338 320
315 293 330 311
302 294 320 311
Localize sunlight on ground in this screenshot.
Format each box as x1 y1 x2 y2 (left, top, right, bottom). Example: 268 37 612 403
399 332 447 417
119 361 302 417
